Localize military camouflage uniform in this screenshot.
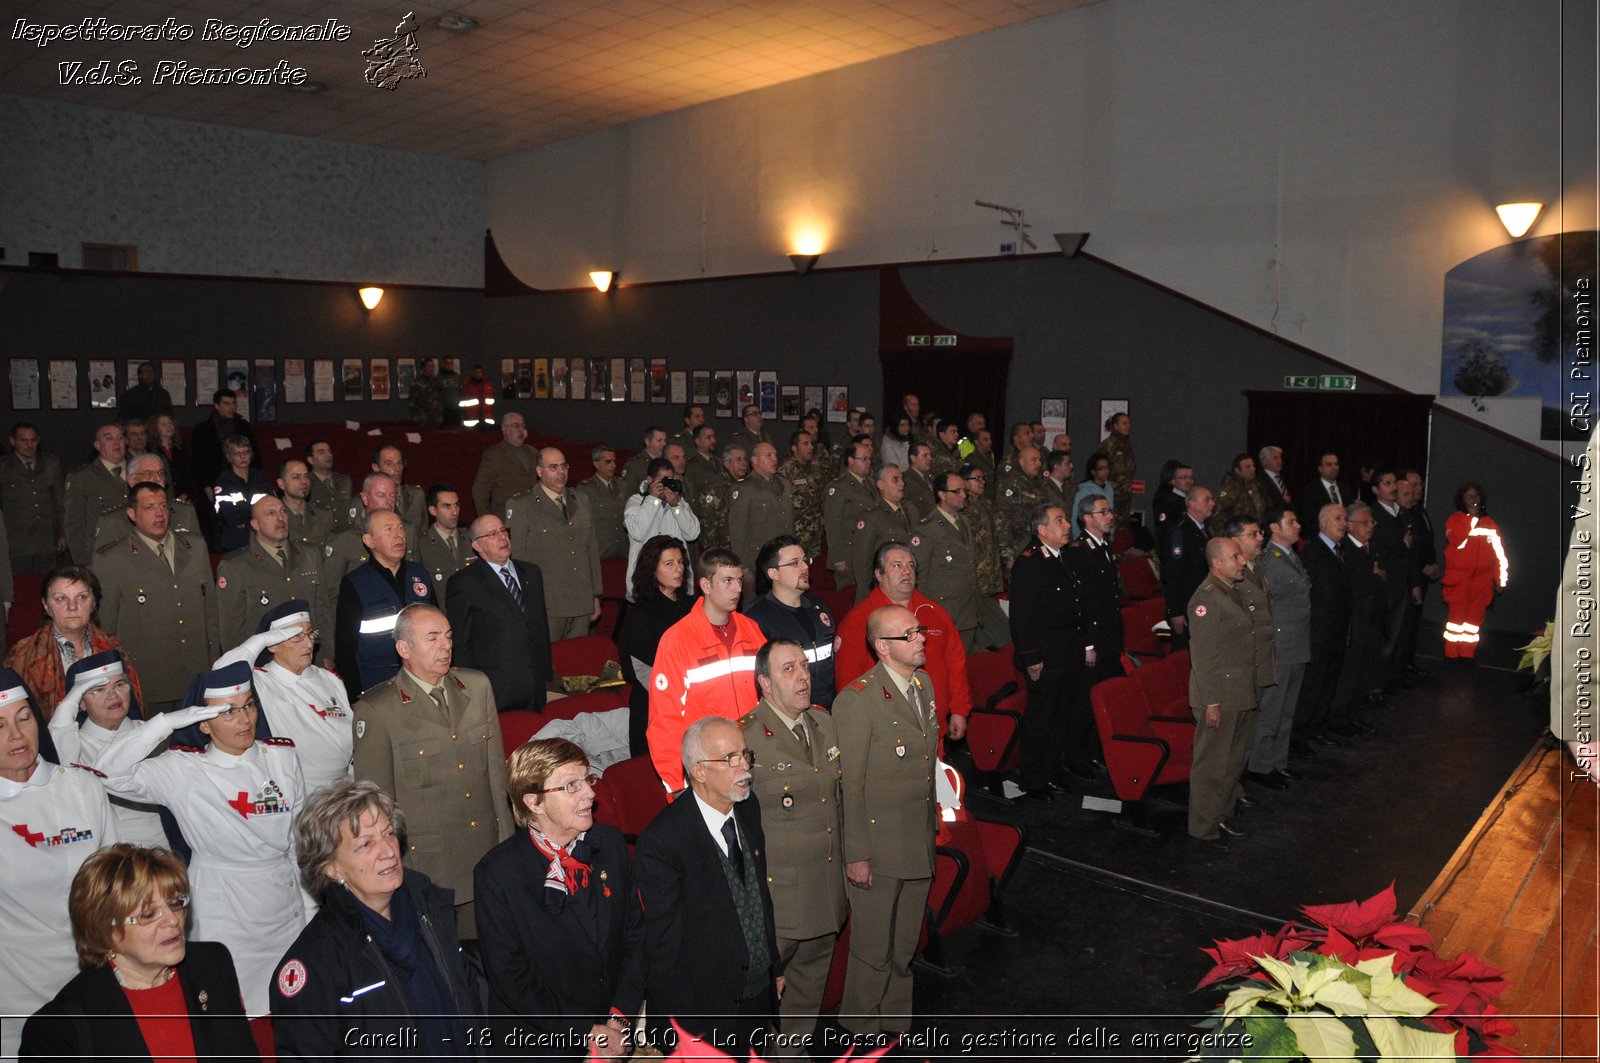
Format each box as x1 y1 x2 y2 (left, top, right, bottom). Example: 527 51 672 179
695 470 737 554
1215 472 1264 529
963 492 1005 595
929 444 964 481
997 470 1051 564
409 372 443 427
777 456 825 558
1099 431 1137 532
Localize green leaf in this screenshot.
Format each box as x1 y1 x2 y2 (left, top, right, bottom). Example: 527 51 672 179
1362 1016 1458 1061
1285 1014 1360 1062
1240 1011 1301 1059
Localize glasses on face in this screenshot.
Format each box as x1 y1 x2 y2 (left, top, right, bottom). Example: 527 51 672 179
699 749 755 769
214 699 259 720
1087 507 1112 518
774 556 811 570
538 773 600 795
1347 517 1374 526
113 894 191 927
938 486 967 496
286 629 321 645
472 527 512 541
880 626 930 642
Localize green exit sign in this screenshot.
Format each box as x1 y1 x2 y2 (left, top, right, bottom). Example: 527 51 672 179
1284 375 1318 389
1320 374 1357 390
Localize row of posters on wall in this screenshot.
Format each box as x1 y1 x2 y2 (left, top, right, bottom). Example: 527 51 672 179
7 358 856 424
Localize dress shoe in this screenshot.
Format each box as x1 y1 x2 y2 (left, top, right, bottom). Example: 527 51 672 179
1289 740 1317 759
1189 834 1230 853
1329 724 1362 740
1309 732 1344 747
1088 758 1107 773
1245 770 1288 791
1216 820 1248 839
1048 778 1072 793
1403 664 1429 678
1366 689 1390 706
1021 788 1054 803
1234 794 1260 811
1275 768 1303 782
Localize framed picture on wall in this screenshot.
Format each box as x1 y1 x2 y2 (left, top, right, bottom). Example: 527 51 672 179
499 358 517 400
226 360 250 406
370 360 391 402
609 357 626 402
650 358 669 403
712 371 734 417
283 360 307 404
511 359 529 399
551 358 569 400
735 371 755 410
584 357 604 402
342 359 364 400
757 372 778 417
692 371 712 405
533 358 550 399
254 361 279 422
125 362 141 391
395 358 416 400
570 359 588 400
1040 397 1067 440
802 385 824 419
195 360 219 405
161 360 187 407
49 361 79 409
1099 398 1129 434
312 360 335 403
670 371 688 404
88 360 116 408
627 358 646 402
826 385 849 422
780 385 801 420
10 359 41 410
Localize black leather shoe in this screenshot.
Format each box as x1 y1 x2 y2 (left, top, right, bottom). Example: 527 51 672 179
1289 740 1317 759
1234 794 1259 811
1065 763 1098 781
1189 834 1230 853
1216 819 1248 839
1275 768 1303 782
1047 778 1072 793
1021 788 1054 803
1245 770 1288 791
1367 689 1390 706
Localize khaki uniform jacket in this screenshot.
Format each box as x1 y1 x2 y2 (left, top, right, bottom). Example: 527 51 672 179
821 472 878 588
1236 561 1278 688
739 700 847 939
308 471 354 532
0 453 64 562
901 468 938 520
64 460 127 565
1187 574 1258 712
284 502 334 553
850 501 921 603
683 450 721 495
728 429 772 457
396 484 427 547
729 473 795 571
833 662 939 880
216 539 327 648
94 500 201 552
352 667 512 905
574 474 630 561
909 511 979 633
410 525 473 606
472 442 539 519
0 513 11 603
317 526 371 638
505 487 603 617
619 452 661 494
93 531 220 703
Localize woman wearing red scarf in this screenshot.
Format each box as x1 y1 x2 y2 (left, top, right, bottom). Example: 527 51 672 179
5 565 143 722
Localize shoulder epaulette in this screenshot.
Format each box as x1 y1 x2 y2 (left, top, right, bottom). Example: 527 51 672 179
736 710 757 730
849 675 871 691
261 736 297 748
70 762 108 778
169 744 206 754
1020 546 1037 558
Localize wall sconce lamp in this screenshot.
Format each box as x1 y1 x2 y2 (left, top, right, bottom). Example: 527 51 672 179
1053 232 1090 257
589 270 616 293
788 253 819 275
358 286 384 310
1495 203 1542 239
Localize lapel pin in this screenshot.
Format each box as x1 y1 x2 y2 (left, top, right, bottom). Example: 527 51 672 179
198 989 209 1011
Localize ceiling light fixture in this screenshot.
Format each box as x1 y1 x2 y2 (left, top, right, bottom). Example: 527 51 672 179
1494 203 1542 239
358 286 384 310
589 270 615 293
1053 232 1090 257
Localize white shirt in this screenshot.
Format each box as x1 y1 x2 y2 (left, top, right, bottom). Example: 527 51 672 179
62 716 169 848
692 789 739 858
623 492 701 600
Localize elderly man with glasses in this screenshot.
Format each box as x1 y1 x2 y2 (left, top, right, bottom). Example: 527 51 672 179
445 513 554 714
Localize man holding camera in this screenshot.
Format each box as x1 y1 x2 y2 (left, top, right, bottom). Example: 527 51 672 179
623 457 701 599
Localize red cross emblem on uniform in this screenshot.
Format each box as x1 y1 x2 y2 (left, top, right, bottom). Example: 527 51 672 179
228 791 256 818
12 823 45 847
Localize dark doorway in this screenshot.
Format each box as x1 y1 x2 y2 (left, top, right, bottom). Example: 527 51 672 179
1244 391 1434 491
881 348 1012 440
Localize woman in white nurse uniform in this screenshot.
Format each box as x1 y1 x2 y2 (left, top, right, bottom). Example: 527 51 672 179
0 667 117 1060
95 660 307 1017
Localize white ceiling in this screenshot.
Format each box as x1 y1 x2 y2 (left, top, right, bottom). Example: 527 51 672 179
2 0 1098 160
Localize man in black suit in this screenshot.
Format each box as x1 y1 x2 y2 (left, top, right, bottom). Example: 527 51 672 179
636 717 778 1058
1399 469 1440 675
1292 503 1351 756
1257 445 1293 516
1161 484 1215 651
474 738 646 1061
1329 502 1385 737
1071 494 1126 753
1368 469 1418 690
1009 503 1088 799
188 388 258 501
1296 452 1348 530
447 512 554 713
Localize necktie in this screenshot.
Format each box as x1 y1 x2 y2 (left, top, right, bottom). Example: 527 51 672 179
795 720 812 761
156 540 173 573
111 465 122 480
502 566 525 609
429 684 449 718
1330 483 1341 504
557 496 570 524
274 547 287 567
908 679 927 734
721 818 743 875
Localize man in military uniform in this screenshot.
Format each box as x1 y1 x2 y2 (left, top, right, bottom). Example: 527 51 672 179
683 424 721 492
729 404 772 457
902 443 938 518
961 464 1004 596
738 638 845 1052
1216 453 1265 529
997 445 1051 568
850 465 920 603
352 603 512 938
1186 537 1259 850
830 408 862 468
729 442 794 605
1042 449 1074 511
93 482 220 713
1247 505 1310 790
275 457 333 551
305 440 354 533
64 422 128 565
834 604 939 1041
371 444 427 546
319 472 398 641
411 484 472 605
620 426 668 491
911 472 1003 652
695 444 747 555
471 412 539 519
506 447 603 641
822 442 878 594
408 356 443 427
0 422 65 574
967 428 998 501
671 404 706 447
776 429 825 559
1098 411 1136 532
1163 485 1215 652
929 419 964 480
996 421 1032 482
215 494 326 646
1009 503 1087 800
92 454 201 550
574 446 629 561
1226 515 1278 705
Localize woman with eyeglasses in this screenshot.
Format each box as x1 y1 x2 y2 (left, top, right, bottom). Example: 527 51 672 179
5 564 146 723
212 599 355 793
93 660 310 1016
473 739 644 1061
47 650 168 848
19 844 259 1061
0 666 119 1060
271 779 482 1059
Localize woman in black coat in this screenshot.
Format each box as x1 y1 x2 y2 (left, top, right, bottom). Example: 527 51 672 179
617 535 694 756
20 844 259 1062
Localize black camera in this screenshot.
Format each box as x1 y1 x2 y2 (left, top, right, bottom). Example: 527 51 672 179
660 476 684 494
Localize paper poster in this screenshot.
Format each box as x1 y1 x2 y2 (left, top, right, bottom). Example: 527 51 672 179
161 360 187 406
10 359 40 410
609 357 626 402
781 385 801 420
534 358 550 399
692 371 711 405
284 359 307 404
713 371 734 417
88 360 117 407
803 386 824 419
313 360 335 403
735 371 755 410
670 371 688 405
758 371 778 417
629 358 647 403
1040 398 1068 440
370 360 391 402
826 385 849 422
195 360 219 405
342 359 364 399
570 359 588 400
49 360 79 409
551 358 569 400
253 361 278 422
500 358 517 400
395 359 415 400
650 358 669 403
225 360 250 405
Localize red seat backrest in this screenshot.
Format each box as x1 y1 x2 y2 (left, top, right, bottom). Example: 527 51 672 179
1134 652 1190 717
1117 557 1162 602
1121 597 1168 657
600 558 628 600
603 755 669 839
498 710 549 756
551 633 621 679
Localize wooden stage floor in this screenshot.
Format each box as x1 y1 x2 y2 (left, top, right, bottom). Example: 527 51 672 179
1407 736 1599 1061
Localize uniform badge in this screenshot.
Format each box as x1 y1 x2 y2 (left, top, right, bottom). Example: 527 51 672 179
348 506 358 518
819 611 832 628
1005 488 1014 497
895 743 906 758
654 673 668 691
355 720 366 739
827 745 840 761
1158 513 1167 522
1195 604 1207 618
216 576 228 590
198 989 209 1012
704 494 716 506
276 959 307 998
827 487 837 496
325 545 334 557
910 536 921 547
1172 545 1183 557
856 519 866 530
944 553 953 564
781 794 794 810
731 490 739 500
136 594 147 604
434 572 443 580
260 594 270 606
411 578 427 597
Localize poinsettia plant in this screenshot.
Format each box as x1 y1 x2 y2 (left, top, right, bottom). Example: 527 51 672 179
1190 884 1519 1060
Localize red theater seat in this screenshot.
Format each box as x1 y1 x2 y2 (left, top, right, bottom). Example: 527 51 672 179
962 649 1024 775
1121 597 1168 658
601 755 669 843
551 633 621 679
1089 675 1193 806
498 710 550 756
1134 650 1190 717
1117 557 1162 603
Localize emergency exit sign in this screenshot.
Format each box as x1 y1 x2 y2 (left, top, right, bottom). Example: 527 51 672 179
1284 374 1358 391
1284 375 1318 389
1319 374 1357 390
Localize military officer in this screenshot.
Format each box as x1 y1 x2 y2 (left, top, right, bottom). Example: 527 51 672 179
694 444 747 555
851 465 921 603
352 603 513 939
929 419 964 480
728 403 772 457
997 445 1051 566
1098 411 1137 532
574 446 630 561
506 447 603 640
961 463 1004 596
739 638 845 1052
371 444 427 546
215 495 326 647
410 484 473 605
910 472 1005 652
276 457 333 552
1163 485 1216 652
64 422 128 565
93 482 220 712
92 454 201 550
777 429 826 559
305 439 354 532
901 444 938 518
620 426 668 491
1186 538 1259 850
821 441 878 594
1226 515 1278 699
318 472 398 638
996 421 1032 482
729 442 795 604
471 412 539 519
1009 503 1088 799
683 424 722 493
1042 449 1074 511
671 403 706 447
834 605 939 1040
1248 506 1311 789
0 422 65 574
966 428 999 501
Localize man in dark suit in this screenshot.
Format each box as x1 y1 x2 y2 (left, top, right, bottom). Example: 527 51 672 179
1296 452 1349 530
1257 445 1293 516
475 738 646 1061
447 513 553 714
1368 469 1417 691
1330 502 1385 738
1073 493 1129 682
1162 484 1215 651
636 716 778 1058
188 388 258 502
1293 503 1351 756
1399 469 1440 675
1009 504 1085 800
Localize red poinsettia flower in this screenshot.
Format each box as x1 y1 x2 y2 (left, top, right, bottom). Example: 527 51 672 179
1196 926 1314 989
1300 883 1399 940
